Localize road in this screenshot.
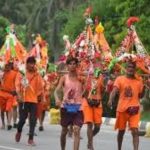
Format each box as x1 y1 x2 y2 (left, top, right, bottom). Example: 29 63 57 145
0 115 150 150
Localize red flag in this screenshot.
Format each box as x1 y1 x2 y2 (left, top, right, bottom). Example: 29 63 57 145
127 17 140 27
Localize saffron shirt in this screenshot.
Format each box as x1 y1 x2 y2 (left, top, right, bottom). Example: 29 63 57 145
15 71 44 103
0 70 18 111
114 75 144 112
1 70 18 92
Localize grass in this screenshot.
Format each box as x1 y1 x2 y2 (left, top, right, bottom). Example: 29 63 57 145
141 111 150 122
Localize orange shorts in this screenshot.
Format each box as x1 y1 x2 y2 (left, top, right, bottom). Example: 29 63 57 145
12 97 18 107
36 102 46 118
42 100 50 111
83 99 103 124
0 99 6 112
0 91 14 112
0 98 14 112
115 111 140 130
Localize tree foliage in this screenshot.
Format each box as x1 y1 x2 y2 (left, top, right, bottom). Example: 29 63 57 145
0 0 149 59
0 16 10 46
61 0 150 54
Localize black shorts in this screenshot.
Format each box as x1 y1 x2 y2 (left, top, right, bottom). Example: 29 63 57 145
60 108 84 127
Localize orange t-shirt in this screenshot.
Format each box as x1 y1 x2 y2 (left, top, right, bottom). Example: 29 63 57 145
15 71 44 103
1 70 18 92
114 75 143 112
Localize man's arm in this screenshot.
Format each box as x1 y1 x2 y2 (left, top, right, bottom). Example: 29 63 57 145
107 86 119 108
139 78 146 99
15 72 23 102
139 85 145 99
54 76 65 107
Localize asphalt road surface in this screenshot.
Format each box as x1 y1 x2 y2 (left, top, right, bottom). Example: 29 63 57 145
0 114 150 150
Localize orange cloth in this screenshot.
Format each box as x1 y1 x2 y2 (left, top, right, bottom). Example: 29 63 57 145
115 111 140 130
0 91 14 111
43 80 51 110
12 96 18 106
36 102 44 119
1 70 18 92
136 58 150 75
83 75 104 124
15 40 27 61
78 60 89 73
43 95 50 110
83 98 103 124
36 98 50 119
114 75 143 112
15 71 44 103
36 81 50 118
97 32 111 52
0 70 18 111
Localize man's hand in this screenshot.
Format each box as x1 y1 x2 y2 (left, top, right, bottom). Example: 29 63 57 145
107 100 112 108
37 94 43 102
10 91 17 96
17 93 23 103
107 87 119 109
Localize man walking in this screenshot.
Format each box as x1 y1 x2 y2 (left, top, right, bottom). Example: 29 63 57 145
15 56 44 145
54 57 84 150
0 62 18 130
83 67 104 150
108 60 144 150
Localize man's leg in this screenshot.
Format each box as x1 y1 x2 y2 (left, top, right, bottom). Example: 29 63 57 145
16 103 28 142
6 110 13 130
73 125 81 150
1 111 5 129
129 112 140 150
61 126 68 150
39 111 45 131
93 123 100 136
28 103 37 142
93 107 102 137
117 130 125 150
68 125 73 137
87 123 94 150
131 128 139 150
13 106 18 128
37 102 44 131
17 103 28 132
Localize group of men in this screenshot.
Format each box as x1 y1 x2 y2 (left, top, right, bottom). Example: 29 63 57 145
0 55 146 150
54 56 145 150
0 56 50 146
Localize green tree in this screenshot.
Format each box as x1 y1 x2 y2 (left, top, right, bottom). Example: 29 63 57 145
0 16 10 46
0 0 149 58
107 0 150 53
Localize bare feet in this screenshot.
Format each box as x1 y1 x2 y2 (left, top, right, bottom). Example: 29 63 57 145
1 124 5 129
87 144 94 150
